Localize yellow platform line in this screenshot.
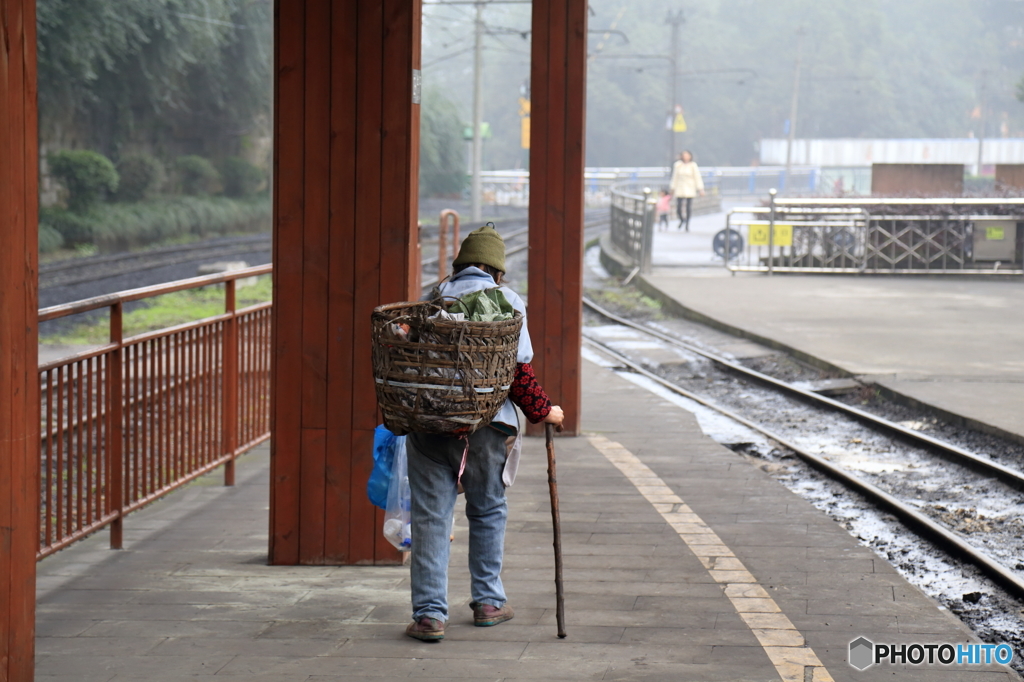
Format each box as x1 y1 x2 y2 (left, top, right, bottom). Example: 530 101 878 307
588 434 835 682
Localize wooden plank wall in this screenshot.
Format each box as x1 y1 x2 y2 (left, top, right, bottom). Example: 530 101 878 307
871 164 965 196
528 0 588 436
995 164 1024 190
271 0 420 565
0 0 40 678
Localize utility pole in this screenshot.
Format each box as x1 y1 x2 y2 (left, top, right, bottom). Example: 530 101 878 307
667 10 684 166
976 70 989 177
783 26 805 192
471 1 485 222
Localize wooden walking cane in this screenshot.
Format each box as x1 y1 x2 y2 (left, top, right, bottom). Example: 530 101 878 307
545 422 567 638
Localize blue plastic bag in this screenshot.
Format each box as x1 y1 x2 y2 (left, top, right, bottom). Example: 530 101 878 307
367 424 397 509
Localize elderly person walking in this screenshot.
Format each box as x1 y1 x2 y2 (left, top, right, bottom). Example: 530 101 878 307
404 224 565 642
670 150 705 232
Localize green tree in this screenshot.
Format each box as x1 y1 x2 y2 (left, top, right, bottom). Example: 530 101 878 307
420 89 468 196
37 0 271 160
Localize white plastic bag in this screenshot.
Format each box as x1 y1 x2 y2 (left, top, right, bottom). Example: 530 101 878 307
382 436 412 551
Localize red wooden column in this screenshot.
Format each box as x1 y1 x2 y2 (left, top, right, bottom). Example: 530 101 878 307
528 0 588 436
271 0 421 565
0 0 41 678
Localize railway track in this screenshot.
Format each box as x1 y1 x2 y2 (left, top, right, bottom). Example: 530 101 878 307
42 211 609 295
581 295 1024 602
40 234 273 289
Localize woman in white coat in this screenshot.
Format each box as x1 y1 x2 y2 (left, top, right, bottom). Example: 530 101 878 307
669 150 705 231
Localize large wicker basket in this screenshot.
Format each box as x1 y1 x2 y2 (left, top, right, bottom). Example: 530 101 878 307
371 300 523 436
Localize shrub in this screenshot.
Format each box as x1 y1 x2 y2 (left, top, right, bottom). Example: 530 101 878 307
176 155 221 196
40 207 97 247
90 196 271 251
221 157 264 198
116 153 164 202
48 149 119 211
38 222 66 253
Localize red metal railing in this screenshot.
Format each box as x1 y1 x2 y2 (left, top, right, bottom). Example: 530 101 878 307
436 208 461 281
37 265 272 559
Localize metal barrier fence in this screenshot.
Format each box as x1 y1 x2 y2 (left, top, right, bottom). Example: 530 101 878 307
37 265 272 558
723 197 1024 275
609 185 654 274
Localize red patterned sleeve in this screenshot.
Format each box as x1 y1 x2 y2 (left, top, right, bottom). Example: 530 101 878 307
508 362 553 424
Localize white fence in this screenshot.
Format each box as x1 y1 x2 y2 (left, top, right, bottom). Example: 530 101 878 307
477 166 825 207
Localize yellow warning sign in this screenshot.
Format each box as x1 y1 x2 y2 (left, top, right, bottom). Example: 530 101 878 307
748 223 793 247
672 112 687 133
774 223 793 246
986 226 1005 241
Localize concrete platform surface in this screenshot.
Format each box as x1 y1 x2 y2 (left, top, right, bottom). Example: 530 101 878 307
642 269 1024 443
35 360 1016 681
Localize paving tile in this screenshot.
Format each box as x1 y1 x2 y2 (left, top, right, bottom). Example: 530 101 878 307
35 653 233 677
406 657 609 679
619 626 758 647
35 618 98 637
520 640 709 663
601 661 778 681
35 636 165 657
150 634 343 657
214 655 424 678
78 618 269 639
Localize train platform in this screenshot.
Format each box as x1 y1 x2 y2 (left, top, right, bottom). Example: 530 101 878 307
34 359 1015 681
602 205 1024 445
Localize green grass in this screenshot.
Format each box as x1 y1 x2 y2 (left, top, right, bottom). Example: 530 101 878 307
41 275 273 345
584 286 665 319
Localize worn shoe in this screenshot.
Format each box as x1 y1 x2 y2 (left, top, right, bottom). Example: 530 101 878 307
406 616 445 641
472 602 515 627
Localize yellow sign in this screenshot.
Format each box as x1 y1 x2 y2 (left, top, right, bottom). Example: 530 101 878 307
518 97 531 150
672 112 687 133
748 223 793 247
986 226 1005 241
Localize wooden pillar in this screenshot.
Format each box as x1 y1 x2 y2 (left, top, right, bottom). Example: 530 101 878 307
271 0 421 565
528 0 588 436
0 0 40 678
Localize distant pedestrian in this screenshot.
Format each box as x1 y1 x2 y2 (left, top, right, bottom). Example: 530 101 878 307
669 150 705 232
656 188 671 231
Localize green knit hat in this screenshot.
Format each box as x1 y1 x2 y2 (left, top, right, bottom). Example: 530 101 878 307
453 222 506 273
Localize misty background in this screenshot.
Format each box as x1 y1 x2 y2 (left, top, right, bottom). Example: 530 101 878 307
421 0 1024 183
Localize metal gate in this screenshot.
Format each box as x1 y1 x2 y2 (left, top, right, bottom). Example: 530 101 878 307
724 197 1024 275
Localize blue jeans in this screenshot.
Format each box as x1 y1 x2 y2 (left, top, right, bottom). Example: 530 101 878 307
407 427 509 622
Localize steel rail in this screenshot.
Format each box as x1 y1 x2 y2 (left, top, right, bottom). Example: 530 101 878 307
40 235 273 287
582 336 1024 602
582 296 1024 491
